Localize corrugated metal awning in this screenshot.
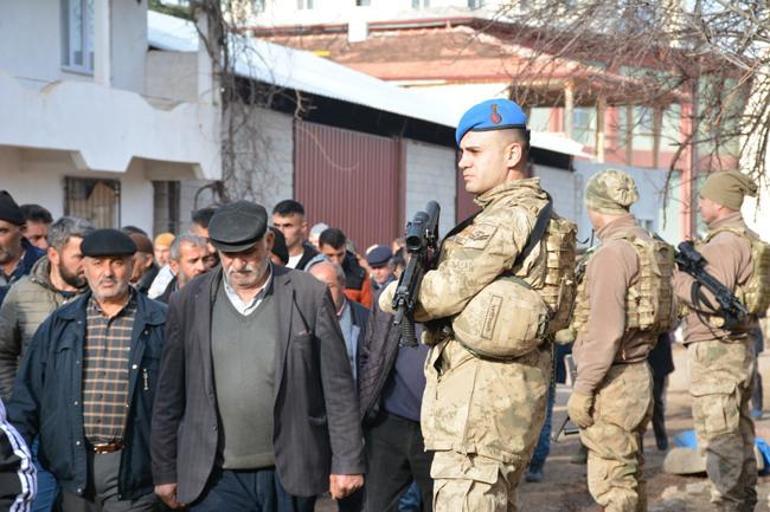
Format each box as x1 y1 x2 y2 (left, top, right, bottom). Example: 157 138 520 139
147 11 590 158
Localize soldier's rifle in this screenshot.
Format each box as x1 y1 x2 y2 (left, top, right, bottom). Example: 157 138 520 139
392 201 441 347
674 241 748 330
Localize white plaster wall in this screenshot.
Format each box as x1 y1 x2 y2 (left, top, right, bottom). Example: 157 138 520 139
226 105 294 213
405 140 456 237
0 72 220 179
0 1 62 84
111 0 148 94
0 0 147 93
0 147 155 233
145 51 199 103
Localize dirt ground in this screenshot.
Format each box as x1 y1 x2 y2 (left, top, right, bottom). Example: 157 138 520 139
319 344 770 511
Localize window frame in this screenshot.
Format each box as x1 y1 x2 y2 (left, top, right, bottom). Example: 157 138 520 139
61 0 95 75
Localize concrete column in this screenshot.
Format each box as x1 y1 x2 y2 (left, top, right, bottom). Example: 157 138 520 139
564 82 574 139
93 0 111 86
595 97 606 162
196 12 222 106
652 107 663 169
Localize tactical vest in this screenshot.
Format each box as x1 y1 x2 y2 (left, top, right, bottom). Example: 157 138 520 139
703 227 770 316
572 233 676 336
538 215 578 334
451 208 577 358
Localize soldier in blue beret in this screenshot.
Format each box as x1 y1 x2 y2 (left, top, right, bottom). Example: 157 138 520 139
380 98 575 510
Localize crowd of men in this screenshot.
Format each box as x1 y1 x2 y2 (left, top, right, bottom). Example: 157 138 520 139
0 97 766 512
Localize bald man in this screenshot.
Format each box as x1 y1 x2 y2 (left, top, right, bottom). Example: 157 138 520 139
308 261 368 381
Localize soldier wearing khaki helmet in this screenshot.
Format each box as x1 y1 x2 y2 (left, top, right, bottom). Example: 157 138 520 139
567 169 676 512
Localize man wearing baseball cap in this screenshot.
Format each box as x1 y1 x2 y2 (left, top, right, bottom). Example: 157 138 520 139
8 228 167 510
152 200 364 511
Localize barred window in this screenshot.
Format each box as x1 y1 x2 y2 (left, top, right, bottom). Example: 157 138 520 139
64 177 120 229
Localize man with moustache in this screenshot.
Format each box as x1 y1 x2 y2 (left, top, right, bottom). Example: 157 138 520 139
8 229 167 511
151 201 364 512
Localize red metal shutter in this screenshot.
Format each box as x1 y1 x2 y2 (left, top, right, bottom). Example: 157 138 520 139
294 120 403 251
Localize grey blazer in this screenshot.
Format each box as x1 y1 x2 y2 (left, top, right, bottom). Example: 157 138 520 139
151 265 365 503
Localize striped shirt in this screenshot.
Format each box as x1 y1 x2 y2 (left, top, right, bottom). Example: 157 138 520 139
82 293 137 444
0 398 35 511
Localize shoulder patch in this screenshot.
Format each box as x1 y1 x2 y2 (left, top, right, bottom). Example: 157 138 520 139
456 222 498 250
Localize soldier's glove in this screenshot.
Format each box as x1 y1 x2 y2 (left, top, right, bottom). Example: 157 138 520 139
378 282 398 314
567 390 594 429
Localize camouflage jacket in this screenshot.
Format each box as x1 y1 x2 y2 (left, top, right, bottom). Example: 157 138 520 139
417 178 552 463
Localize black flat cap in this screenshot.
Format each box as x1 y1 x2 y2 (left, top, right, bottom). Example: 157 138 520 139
0 191 24 226
82 229 137 257
208 200 268 252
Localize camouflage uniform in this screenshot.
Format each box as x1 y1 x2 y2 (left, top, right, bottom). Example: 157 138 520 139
570 170 670 512
674 212 759 511
415 178 553 511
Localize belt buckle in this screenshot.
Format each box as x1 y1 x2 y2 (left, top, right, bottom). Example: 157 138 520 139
91 440 123 454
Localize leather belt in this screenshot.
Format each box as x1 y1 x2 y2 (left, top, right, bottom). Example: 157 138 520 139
89 440 124 454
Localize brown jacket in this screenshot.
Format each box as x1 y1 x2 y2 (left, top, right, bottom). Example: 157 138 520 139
572 214 657 395
673 212 755 344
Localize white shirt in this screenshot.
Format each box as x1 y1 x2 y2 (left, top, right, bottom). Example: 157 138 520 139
286 253 303 269
222 265 273 316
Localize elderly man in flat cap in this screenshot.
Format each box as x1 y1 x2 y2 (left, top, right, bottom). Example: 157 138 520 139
567 170 676 512
151 201 364 512
674 170 769 512
380 99 576 511
0 191 46 307
8 228 167 511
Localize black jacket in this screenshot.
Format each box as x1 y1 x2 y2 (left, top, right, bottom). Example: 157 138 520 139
151 265 365 503
7 292 167 500
293 242 320 271
357 295 402 424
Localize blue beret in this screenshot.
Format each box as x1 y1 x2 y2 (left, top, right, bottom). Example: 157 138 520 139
455 99 528 146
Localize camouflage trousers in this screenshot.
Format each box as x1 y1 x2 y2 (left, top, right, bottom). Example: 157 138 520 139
579 362 652 512
423 341 550 511
689 338 757 512
430 451 528 512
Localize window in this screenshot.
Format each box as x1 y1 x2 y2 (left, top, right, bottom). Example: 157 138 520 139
632 106 655 152
412 0 430 8
253 0 266 12
64 178 120 228
572 107 596 146
297 0 314 9
61 0 94 73
468 0 484 8
356 0 371 5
